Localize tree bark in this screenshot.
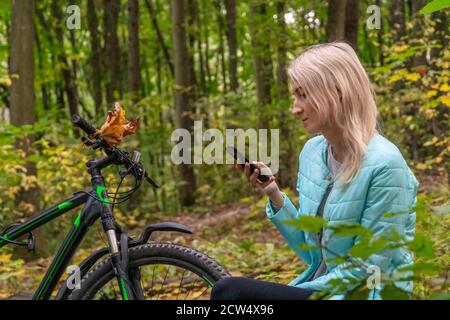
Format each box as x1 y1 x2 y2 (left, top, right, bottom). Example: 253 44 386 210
144 0 174 77
410 0 427 68
9 0 41 254
344 0 359 50
171 0 197 207
51 0 79 124
326 0 347 42
248 1 272 129
225 0 238 91
275 1 293 189
87 0 103 118
390 0 405 43
216 1 227 93
376 0 384 66
104 0 121 106
127 0 141 105
430 10 449 63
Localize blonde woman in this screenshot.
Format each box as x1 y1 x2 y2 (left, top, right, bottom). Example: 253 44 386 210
211 41 419 300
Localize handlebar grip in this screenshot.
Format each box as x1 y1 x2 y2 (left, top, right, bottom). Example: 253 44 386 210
72 114 97 135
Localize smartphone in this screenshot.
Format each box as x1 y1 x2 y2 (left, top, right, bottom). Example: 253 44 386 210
226 145 270 183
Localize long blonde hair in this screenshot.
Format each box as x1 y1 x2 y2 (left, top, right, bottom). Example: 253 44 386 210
287 41 378 185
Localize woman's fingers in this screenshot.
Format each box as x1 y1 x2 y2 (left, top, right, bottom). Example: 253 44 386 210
244 163 251 180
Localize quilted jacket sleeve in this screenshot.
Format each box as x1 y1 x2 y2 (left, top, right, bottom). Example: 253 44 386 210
266 162 313 264
295 164 419 297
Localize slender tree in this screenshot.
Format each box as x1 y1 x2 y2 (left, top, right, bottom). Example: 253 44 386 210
104 0 121 106
326 0 347 41
127 0 141 105
225 0 239 91
391 0 405 43
87 0 103 117
51 0 79 122
248 1 272 129
344 0 359 50
171 0 197 206
144 0 174 77
9 0 40 235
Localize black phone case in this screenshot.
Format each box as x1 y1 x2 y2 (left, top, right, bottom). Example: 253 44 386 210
226 146 270 182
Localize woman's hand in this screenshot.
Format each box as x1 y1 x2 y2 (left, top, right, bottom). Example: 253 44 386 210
235 161 279 196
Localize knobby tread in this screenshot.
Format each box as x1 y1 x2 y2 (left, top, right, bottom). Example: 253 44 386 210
68 242 230 300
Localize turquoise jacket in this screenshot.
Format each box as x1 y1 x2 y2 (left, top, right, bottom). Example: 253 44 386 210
266 133 419 299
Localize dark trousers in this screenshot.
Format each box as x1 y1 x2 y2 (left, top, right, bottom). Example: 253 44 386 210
210 277 315 300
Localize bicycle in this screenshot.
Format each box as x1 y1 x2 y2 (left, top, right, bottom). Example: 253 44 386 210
0 114 230 300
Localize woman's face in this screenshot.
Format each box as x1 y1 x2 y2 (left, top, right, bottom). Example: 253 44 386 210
290 85 322 133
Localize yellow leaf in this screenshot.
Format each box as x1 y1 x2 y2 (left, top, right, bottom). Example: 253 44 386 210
394 45 408 53
0 254 12 263
0 76 12 87
439 83 450 92
416 163 427 170
426 90 438 98
431 84 440 89
405 73 420 82
389 74 403 82
440 95 450 107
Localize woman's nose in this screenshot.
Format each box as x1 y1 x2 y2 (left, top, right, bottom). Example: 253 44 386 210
292 104 303 116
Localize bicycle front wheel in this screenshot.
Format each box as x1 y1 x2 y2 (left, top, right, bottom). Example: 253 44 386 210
68 243 230 300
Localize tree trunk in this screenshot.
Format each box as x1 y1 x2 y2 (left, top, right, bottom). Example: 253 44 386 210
171 0 197 207
9 0 41 256
410 0 427 68
326 0 347 42
344 0 359 50
51 0 79 126
216 1 227 93
127 0 141 105
248 1 272 129
187 0 198 98
376 0 384 66
144 0 174 77
104 0 121 106
225 0 238 91
390 0 405 43
275 1 292 189
35 25 50 111
430 10 449 63
87 0 103 118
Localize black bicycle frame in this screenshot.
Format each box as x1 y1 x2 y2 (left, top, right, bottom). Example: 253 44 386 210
0 187 106 300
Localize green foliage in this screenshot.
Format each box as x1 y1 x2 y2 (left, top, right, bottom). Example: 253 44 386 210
420 0 450 14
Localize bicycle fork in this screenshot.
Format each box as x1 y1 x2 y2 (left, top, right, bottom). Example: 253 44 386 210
92 176 136 300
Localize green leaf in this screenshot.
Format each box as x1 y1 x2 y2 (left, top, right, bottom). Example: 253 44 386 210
284 216 327 233
328 223 372 238
380 284 410 300
343 283 371 300
407 233 435 259
398 263 439 276
350 237 389 259
420 0 450 14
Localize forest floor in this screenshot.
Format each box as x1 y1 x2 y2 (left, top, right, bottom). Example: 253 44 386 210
2 173 449 299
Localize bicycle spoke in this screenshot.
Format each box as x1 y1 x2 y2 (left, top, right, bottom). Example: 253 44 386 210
176 269 187 300
156 265 170 301
194 285 210 300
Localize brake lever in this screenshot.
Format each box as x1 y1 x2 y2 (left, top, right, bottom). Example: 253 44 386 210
144 173 160 189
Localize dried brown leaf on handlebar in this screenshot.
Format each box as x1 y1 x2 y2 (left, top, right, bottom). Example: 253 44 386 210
98 102 140 146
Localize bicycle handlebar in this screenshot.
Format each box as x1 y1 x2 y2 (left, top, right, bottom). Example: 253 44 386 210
72 114 97 136
71 114 160 189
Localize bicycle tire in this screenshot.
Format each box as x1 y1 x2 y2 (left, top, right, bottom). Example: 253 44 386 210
68 242 230 300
